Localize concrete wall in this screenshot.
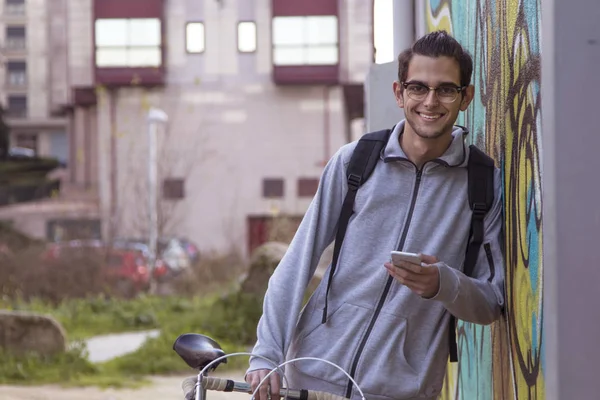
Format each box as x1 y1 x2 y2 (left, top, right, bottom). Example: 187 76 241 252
542 0 600 398
0 0 69 157
66 0 93 87
47 0 70 112
25 0 48 119
364 61 404 132
418 0 544 399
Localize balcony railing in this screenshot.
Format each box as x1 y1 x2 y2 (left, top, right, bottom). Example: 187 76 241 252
7 71 26 87
5 4 25 16
6 108 27 118
5 38 26 50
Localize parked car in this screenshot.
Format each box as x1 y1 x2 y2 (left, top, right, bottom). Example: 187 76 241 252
104 248 151 296
177 237 200 264
112 236 199 278
111 238 172 282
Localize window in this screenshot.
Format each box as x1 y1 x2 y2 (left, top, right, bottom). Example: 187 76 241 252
272 16 338 66
95 18 162 67
6 26 26 50
6 61 26 86
163 178 185 200
263 178 284 198
15 133 37 153
46 219 102 242
238 21 257 53
186 22 205 53
5 0 25 15
297 178 319 197
7 95 27 118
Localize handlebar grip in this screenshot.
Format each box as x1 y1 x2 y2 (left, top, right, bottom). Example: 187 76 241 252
201 376 246 392
182 376 198 400
201 377 306 400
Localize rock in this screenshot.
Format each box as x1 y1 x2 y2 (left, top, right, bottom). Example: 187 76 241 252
240 242 289 296
0 310 67 356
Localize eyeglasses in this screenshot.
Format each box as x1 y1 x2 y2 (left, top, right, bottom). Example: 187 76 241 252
401 81 466 103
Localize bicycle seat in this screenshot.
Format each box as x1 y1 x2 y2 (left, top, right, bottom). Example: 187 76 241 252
173 333 228 370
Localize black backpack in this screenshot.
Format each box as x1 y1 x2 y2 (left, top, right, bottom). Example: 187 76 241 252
321 128 495 363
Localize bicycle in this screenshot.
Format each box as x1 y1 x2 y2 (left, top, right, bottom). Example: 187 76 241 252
173 333 367 400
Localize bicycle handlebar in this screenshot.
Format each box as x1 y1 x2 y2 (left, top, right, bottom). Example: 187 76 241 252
200 376 349 400
182 376 197 400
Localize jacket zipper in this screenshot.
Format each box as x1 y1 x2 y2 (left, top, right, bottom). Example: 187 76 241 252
345 168 423 398
483 243 496 282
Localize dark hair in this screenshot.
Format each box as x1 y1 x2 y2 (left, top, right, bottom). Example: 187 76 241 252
397 30 473 87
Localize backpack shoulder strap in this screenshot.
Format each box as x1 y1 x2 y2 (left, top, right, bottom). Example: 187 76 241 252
346 129 391 187
464 145 495 276
321 129 391 323
449 144 495 362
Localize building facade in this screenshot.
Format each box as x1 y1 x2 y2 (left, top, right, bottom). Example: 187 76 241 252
1 0 374 256
0 0 69 164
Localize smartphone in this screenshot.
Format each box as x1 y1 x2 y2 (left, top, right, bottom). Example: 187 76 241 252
391 251 423 273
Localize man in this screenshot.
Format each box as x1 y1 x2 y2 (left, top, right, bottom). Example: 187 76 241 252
246 31 505 400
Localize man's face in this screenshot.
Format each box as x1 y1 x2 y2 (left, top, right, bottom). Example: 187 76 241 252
393 55 474 140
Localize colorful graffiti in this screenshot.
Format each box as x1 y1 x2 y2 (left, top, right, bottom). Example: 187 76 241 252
423 0 544 399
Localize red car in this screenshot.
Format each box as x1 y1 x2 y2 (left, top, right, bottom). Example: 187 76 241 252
105 248 151 296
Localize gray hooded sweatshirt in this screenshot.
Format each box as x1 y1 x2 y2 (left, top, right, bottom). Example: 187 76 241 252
248 121 505 400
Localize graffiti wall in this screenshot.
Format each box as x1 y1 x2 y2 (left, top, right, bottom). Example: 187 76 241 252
420 0 544 399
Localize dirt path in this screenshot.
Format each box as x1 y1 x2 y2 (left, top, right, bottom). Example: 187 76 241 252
0 372 249 400
84 329 161 363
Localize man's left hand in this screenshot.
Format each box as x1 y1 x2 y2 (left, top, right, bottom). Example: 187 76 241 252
385 254 440 298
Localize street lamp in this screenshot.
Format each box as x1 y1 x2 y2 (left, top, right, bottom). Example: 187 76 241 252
147 107 168 289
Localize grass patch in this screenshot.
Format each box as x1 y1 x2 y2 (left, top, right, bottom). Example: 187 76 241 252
0 295 214 340
103 292 263 376
0 342 147 388
0 292 264 387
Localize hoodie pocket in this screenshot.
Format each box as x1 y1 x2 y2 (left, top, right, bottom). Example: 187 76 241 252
288 303 370 385
353 311 420 399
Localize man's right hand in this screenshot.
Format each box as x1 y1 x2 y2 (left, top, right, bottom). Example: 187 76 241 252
245 369 281 400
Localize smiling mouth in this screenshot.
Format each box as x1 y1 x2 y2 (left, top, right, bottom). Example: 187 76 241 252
417 112 444 121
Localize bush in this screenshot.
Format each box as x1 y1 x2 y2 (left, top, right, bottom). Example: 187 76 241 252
0 247 119 304
163 292 263 346
170 250 247 296
0 157 60 179
0 221 42 252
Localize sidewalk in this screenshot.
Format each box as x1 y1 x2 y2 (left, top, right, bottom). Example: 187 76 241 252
0 373 249 400
84 329 160 363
